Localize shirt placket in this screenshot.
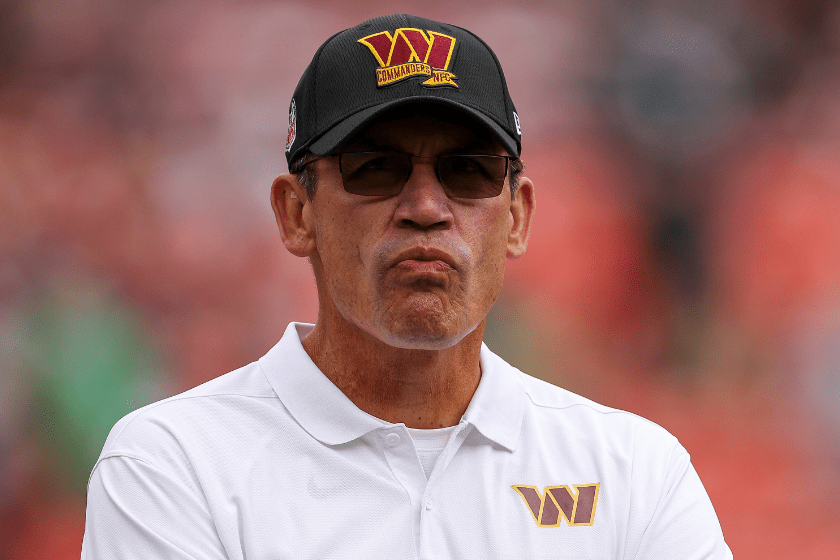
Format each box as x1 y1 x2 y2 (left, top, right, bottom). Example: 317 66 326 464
379 420 474 560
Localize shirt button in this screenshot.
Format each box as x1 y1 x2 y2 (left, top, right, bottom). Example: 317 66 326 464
425 499 432 510
385 432 401 447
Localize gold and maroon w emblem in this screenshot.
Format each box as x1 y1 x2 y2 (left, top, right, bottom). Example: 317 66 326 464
512 484 600 527
358 28 457 88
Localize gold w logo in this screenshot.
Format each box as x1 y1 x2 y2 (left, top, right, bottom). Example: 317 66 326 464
358 28 457 88
512 484 600 527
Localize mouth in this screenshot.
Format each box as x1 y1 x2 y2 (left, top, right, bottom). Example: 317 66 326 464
390 247 457 274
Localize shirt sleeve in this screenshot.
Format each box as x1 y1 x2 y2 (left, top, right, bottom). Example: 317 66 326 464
630 449 733 560
81 455 229 559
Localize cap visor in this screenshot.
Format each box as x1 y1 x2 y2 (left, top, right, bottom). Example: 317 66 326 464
309 98 519 158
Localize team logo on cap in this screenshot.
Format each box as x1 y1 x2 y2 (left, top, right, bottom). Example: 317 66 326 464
285 98 297 153
358 28 458 88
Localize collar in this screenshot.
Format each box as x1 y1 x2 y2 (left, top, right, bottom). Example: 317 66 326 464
259 322 524 451
464 343 525 452
259 323 388 445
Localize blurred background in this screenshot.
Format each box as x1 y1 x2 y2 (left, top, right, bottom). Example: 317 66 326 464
2 0 840 557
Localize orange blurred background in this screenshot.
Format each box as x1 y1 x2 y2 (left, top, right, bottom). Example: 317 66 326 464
2 0 840 558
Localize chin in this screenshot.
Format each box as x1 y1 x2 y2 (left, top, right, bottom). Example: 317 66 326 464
366 288 482 350
378 311 473 350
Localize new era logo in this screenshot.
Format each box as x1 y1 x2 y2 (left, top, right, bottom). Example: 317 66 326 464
512 484 600 527
358 28 458 88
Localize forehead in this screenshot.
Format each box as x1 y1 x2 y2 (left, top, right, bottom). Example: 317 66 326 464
343 105 505 154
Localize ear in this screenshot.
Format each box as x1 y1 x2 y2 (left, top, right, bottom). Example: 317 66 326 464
270 174 316 257
507 176 535 260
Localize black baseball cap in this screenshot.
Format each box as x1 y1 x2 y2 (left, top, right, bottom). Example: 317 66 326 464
285 13 522 168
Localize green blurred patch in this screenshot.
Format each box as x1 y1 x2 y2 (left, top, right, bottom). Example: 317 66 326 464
23 276 162 494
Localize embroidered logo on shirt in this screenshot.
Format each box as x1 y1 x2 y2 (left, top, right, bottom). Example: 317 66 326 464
512 483 600 527
357 28 458 88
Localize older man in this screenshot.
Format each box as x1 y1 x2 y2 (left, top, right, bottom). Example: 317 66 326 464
81 14 731 559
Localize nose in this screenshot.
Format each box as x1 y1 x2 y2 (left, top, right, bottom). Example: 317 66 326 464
393 158 454 230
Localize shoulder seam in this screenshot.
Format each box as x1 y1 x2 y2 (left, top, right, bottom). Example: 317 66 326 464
96 452 151 465
86 452 153 493
103 393 277 455
524 392 669 431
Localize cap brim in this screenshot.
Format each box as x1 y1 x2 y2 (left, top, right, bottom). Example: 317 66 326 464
308 98 520 158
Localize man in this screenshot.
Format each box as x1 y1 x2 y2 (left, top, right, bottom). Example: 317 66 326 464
81 14 732 559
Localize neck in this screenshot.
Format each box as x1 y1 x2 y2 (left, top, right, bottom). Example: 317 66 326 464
301 313 484 429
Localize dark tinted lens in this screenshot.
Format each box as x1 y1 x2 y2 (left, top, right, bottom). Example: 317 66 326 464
339 152 409 196
439 155 507 199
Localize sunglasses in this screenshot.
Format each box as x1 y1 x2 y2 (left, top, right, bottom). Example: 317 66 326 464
300 151 516 199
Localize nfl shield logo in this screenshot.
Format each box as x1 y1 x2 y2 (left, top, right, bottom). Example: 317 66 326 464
285 99 297 153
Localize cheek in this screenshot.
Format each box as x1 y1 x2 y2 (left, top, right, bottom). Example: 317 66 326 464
473 205 511 257
315 206 383 295
463 206 512 292
318 218 361 279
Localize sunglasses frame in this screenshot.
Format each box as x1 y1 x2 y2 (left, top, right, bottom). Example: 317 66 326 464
296 151 517 199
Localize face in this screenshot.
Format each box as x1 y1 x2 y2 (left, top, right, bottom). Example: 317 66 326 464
282 111 533 350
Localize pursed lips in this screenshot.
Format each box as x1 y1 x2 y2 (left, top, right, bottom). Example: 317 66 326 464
390 247 457 273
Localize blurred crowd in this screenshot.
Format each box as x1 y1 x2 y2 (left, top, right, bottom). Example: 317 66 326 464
2 0 840 558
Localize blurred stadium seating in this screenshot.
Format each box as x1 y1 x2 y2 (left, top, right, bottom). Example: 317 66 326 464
2 1 840 557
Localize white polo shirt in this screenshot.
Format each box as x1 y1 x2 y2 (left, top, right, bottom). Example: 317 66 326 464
81 322 732 559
